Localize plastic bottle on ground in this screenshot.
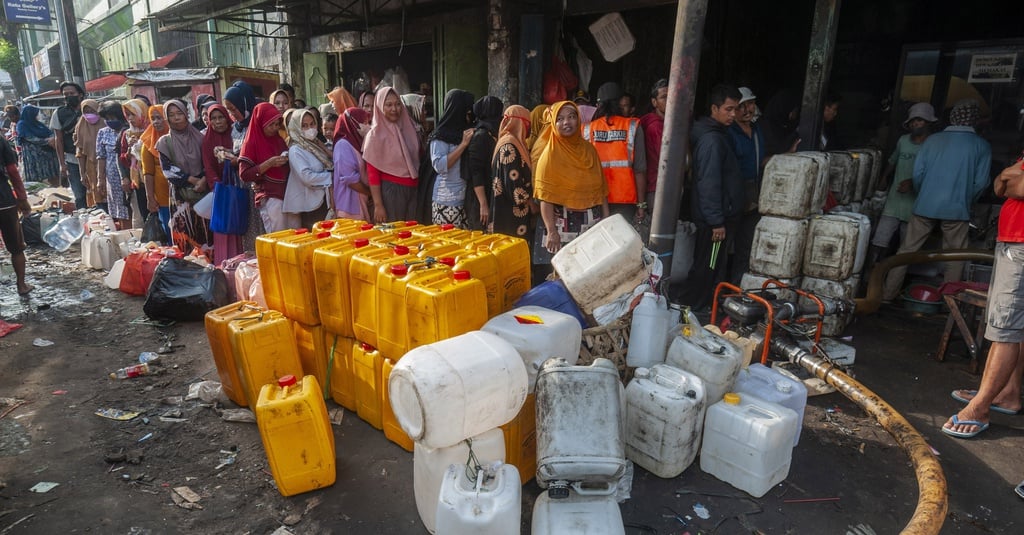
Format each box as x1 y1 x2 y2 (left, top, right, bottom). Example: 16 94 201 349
110 363 152 379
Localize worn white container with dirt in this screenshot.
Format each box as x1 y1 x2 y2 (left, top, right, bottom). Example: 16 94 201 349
435 461 520 535
799 275 859 336
740 272 802 302
624 365 706 478
413 428 506 534
827 151 858 205
847 151 874 201
759 152 830 219
389 331 528 449
532 488 625 535
535 358 626 491
733 363 808 446
749 216 809 279
803 212 870 280
481 306 582 393
699 392 798 498
81 232 117 271
665 328 744 404
552 213 647 315
626 292 672 368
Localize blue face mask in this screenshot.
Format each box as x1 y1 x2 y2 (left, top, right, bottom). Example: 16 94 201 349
105 120 123 130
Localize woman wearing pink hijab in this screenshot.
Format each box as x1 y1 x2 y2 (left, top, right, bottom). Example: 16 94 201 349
361 87 422 223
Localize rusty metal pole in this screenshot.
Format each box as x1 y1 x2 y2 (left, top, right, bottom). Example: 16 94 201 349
796 0 841 152
648 0 708 279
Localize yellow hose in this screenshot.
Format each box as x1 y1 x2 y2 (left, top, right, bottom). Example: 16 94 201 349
856 248 993 315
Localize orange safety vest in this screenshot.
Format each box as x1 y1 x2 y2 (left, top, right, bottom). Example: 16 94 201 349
584 115 640 204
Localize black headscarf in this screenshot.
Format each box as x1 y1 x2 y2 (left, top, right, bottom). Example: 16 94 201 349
429 89 475 144
473 96 503 137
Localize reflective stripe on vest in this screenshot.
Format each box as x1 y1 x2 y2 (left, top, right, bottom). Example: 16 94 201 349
586 116 639 204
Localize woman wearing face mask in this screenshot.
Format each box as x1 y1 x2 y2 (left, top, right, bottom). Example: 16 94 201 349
531 101 609 258
74 99 104 209
239 102 296 232
15 105 59 186
283 108 334 228
140 104 173 243
362 87 421 223
96 101 131 229
121 99 151 226
156 99 212 254
201 103 241 264
428 89 475 227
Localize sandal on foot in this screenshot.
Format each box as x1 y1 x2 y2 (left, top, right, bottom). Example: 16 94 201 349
950 390 1020 415
941 414 989 439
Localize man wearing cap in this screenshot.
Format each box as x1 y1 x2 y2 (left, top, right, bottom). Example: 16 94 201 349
869 102 937 267
639 79 668 214
727 86 766 282
882 99 992 301
584 82 647 222
50 81 87 209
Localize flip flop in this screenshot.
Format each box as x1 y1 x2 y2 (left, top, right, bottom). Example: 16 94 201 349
1016 480 1024 500
941 414 989 439
950 390 1021 415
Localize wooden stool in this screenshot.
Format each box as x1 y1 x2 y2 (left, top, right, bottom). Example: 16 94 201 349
936 289 988 374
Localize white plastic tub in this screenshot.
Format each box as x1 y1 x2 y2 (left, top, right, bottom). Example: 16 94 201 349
624 365 706 478
481 306 582 392
759 152 830 219
435 462 520 535
749 216 810 280
390 331 528 449
803 212 870 281
552 213 646 315
699 392 798 498
535 358 626 490
414 428 506 534
532 488 625 535
733 363 807 446
666 329 744 404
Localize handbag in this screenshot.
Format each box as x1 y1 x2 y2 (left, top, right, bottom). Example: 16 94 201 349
210 162 250 235
141 212 168 244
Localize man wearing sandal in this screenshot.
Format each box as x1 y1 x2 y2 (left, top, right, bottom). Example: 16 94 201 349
943 158 1024 439
0 135 32 297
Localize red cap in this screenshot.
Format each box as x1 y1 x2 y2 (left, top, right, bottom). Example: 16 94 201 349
439 257 455 266
353 238 369 247
397 230 412 239
405 220 418 226
294 228 309 235
394 245 410 255
453 270 471 280
320 221 335 229
278 375 297 387
440 224 455 230
316 231 331 239
360 342 375 352
360 224 374 231
391 264 409 275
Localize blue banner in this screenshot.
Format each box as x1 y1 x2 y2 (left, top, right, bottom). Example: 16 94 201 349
3 0 51 25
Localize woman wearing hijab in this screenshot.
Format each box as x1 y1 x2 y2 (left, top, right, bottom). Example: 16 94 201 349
362 87 422 223
526 104 550 151
463 95 503 230
121 99 150 225
427 89 475 227
327 86 357 118
358 91 375 115
201 103 242 265
16 105 59 185
140 104 173 243
270 89 293 114
283 108 334 228
532 101 609 256
156 99 211 253
335 107 371 153
74 99 103 209
223 81 266 248
239 102 295 232
491 105 537 239
95 102 131 228
332 107 371 221
401 93 428 146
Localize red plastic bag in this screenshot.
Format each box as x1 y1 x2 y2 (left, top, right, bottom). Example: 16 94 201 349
120 248 183 296
543 53 578 104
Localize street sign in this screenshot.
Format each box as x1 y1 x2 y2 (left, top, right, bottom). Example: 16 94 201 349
3 0 51 25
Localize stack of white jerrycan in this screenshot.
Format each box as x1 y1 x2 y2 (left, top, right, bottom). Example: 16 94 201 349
533 357 627 535
81 209 143 271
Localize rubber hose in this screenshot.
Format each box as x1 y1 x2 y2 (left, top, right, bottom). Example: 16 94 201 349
856 248 993 315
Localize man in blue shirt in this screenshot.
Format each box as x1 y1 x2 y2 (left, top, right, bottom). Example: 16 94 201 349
882 99 992 301
727 87 766 283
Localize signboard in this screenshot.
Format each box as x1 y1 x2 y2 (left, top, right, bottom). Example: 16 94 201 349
3 0 51 25
32 48 50 79
968 53 1017 83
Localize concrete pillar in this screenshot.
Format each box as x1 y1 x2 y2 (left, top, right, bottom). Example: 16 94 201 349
487 0 516 103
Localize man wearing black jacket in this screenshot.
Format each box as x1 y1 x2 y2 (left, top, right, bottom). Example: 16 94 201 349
679 84 744 311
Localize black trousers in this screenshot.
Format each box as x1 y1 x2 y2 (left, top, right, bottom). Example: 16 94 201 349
678 217 739 310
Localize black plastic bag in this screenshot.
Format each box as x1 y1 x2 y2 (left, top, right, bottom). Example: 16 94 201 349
143 258 229 321
141 212 167 244
20 212 43 245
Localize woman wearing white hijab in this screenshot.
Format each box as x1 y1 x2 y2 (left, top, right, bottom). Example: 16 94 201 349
283 108 334 228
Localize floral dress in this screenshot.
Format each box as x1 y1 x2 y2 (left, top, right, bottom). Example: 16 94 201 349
96 127 129 220
490 141 534 238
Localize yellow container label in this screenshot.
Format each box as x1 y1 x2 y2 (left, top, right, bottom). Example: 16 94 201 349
353 343 384 430
328 335 357 410
406 274 488 349
255 228 311 312
256 375 336 496
500 392 537 484
381 357 414 452
277 232 339 325
229 311 304 408
313 240 371 338
204 300 263 407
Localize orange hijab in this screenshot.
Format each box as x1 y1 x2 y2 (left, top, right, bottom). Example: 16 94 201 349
531 101 607 210
526 104 550 150
139 105 168 158
494 104 532 171
327 86 357 115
